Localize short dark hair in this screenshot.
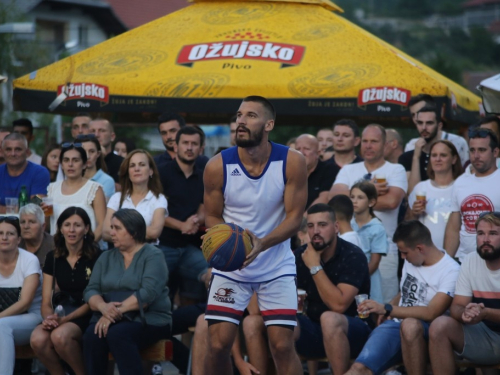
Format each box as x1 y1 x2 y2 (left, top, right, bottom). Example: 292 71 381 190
477 116 500 140
242 95 276 120
408 94 435 108
112 209 146 244
229 115 237 123
327 195 354 222
175 125 205 146
417 105 441 123
75 112 92 119
12 118 33 134
157 112 186 131
469 127 499 151
307 203 336 222
333 119 360 137
393 220 433 248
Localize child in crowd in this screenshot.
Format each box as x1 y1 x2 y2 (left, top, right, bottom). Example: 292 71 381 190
350 181 388 303
328 195 363 249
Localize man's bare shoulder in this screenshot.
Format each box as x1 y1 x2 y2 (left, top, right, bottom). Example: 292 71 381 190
204 153 224 186
286 148 306 177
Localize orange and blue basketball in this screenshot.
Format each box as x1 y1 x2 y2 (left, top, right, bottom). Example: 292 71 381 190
202 223 253 271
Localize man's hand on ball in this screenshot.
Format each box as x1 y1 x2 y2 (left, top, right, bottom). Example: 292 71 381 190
241 229 263 269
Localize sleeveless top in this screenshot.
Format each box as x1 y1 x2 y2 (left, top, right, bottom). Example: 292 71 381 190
217 142 296 282
47 180 100 235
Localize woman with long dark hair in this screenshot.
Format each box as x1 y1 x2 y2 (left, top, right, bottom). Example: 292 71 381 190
45 143 106 241
30 207 101 375
41 144 61 182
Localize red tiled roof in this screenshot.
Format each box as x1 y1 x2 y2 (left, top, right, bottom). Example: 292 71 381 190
463 0 500 8
106 0 190 29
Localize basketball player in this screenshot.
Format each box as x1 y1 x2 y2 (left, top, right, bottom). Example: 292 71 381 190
203 96 307 375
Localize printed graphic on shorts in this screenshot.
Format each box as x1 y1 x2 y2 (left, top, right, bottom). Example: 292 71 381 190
460 194 494 234
213 284 237 304
401 273 428 307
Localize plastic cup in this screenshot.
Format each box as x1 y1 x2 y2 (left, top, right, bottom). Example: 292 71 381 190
297 289 306 314
416 191 427 209
42 197 54 217
374 174 386 184
5 198 18 214
355 294 369 319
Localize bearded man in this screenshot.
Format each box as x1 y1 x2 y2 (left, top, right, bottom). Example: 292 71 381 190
430 212 500 373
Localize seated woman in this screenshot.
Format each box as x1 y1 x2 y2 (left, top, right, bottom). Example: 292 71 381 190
46 142 106 241
103 150 167 245
0 216 42 375
30 207 101 375
83 209 171 375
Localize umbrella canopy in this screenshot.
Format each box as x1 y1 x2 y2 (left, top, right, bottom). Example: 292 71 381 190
12 0 481 125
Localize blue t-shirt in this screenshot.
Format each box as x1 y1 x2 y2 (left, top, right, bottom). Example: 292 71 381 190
90 169 115 199
0 162 51 205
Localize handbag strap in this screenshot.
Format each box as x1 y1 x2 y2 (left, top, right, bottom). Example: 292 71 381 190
134 291 146 327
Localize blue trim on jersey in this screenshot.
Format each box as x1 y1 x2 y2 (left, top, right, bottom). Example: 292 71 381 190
221 142 289 182
212 272 297 284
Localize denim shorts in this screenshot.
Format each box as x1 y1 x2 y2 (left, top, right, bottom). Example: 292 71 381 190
355 319 430 375
295 313 372 359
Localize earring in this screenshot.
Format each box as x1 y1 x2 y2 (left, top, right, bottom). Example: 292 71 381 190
150 175 153 179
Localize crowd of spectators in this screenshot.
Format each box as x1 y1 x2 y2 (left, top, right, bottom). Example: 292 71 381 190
1 92 500 375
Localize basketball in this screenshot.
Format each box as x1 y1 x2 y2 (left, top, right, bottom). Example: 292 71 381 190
202 223 253 272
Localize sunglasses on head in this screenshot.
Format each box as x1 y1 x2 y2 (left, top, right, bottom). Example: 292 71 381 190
61 142 83 149
478 211 500 220
0 216 19 224
468 128 494 139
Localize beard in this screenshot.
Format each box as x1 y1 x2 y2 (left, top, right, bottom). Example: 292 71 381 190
236 125 265 148
421 126 439 143
310 235 333 251
177 153 196 165
477 243 500 261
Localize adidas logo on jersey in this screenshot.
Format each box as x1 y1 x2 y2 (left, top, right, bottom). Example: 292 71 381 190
231 168 241 176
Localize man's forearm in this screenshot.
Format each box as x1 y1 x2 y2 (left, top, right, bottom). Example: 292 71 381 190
260 215 302 252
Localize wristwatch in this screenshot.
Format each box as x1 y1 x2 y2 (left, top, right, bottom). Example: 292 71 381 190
384 303 393 317
310 265 323 276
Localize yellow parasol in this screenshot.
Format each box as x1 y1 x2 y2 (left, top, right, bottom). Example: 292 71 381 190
12 0 481 125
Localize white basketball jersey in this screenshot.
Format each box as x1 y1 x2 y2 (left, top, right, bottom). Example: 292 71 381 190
216 142 296 282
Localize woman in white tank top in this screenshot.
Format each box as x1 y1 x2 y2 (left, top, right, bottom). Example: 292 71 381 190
45 143 106 241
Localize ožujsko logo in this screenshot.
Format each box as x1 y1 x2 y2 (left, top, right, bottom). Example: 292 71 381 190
177 41 305 68
357 87 411 107
57 83 109 104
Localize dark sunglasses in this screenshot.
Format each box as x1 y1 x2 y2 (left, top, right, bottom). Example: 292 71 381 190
61 142 83 149
0 216 20 224
363 173 372 181
478 211 500 220
468 128 494 139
